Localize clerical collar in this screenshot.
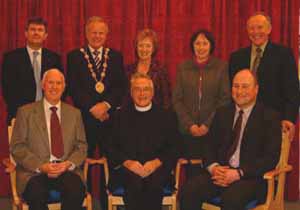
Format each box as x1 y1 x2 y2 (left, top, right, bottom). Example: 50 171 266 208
135 103 152 112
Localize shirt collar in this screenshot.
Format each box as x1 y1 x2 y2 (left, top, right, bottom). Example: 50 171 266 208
27 45 42 55
235 102 255 117
88 45 103 55
251 41 268 55
43 98 61 111
134 103 152 112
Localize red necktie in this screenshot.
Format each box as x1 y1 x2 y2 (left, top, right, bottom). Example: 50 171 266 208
50 106 64 158
226 110 244 162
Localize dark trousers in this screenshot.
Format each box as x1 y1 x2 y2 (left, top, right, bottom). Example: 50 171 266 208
83 113 112 210
180 170 266 210
22 171 85 210
182 135 207 178
120 165 172 210
83 114 112 158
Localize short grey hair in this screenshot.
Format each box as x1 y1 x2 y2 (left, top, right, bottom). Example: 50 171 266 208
85 16 109 33
130 72 154 90
42 69 65 85
247 11 272 28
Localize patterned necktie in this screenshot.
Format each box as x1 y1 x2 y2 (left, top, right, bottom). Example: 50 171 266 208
252 47 262 74
226 110 244 163
32 51 42 100
93 50 101 69
50 106 64 158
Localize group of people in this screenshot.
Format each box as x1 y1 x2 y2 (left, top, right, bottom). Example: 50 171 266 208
2 11 299 210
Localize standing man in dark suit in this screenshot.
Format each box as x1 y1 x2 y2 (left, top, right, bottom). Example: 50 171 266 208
228 12 300 141
67 16 126 157
2 17 63 124
180 69 281 210
10 69 87 210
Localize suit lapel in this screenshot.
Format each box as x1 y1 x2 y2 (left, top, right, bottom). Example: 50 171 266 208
226 105 236 143
33 100 49 148
41 48 48 76
60 103 69 146
257 41 272 75
240 103 260 144
244 46 251 67
22 48 35 79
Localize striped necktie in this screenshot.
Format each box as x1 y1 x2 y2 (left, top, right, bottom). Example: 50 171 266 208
93 50 101 69
252 47 262 74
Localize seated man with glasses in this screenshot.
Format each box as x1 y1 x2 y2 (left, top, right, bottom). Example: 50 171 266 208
107 72 181 210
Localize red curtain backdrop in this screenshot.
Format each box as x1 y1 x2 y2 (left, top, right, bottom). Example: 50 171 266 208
0 0 299 200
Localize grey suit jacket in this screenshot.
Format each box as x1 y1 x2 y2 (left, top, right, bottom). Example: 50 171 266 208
173 57 231 135
10 100 87 194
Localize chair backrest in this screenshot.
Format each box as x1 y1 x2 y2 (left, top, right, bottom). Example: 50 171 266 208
7 118 22 206
276 131 291 169
8 118 15 143
269 130 292 209
8 118 16 164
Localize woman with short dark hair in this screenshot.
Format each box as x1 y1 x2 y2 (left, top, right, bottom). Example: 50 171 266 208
173 29 231 167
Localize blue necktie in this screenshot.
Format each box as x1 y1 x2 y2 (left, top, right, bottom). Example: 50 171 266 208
32 51 42 100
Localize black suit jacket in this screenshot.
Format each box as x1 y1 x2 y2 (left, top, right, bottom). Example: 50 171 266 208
2 47 62 121
204 102 281 179
67 47 127 116
228 41 300 123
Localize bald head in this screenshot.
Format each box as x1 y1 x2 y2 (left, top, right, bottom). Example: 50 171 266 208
232 69 259 109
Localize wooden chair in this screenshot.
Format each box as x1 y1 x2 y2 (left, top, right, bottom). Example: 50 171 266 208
3 118 92 210
178 131 292 210
85 157 180 210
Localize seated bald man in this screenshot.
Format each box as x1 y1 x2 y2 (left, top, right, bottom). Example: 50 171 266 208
107 72 181 210
10 69 87 210
180 69 281 210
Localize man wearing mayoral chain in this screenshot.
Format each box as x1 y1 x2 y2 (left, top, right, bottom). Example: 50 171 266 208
67 16 127 157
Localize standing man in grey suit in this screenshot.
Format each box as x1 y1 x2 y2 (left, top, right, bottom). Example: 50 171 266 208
2 17 62 124
10 69 87 210
228 12 300 141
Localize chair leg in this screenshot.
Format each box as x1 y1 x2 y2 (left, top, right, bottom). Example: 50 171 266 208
172 202 177 210
86 194 92 210
172 198 177 210
12 204 18 210
108 198 113 210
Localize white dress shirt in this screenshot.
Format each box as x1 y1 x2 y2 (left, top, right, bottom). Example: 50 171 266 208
43 98 62 162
